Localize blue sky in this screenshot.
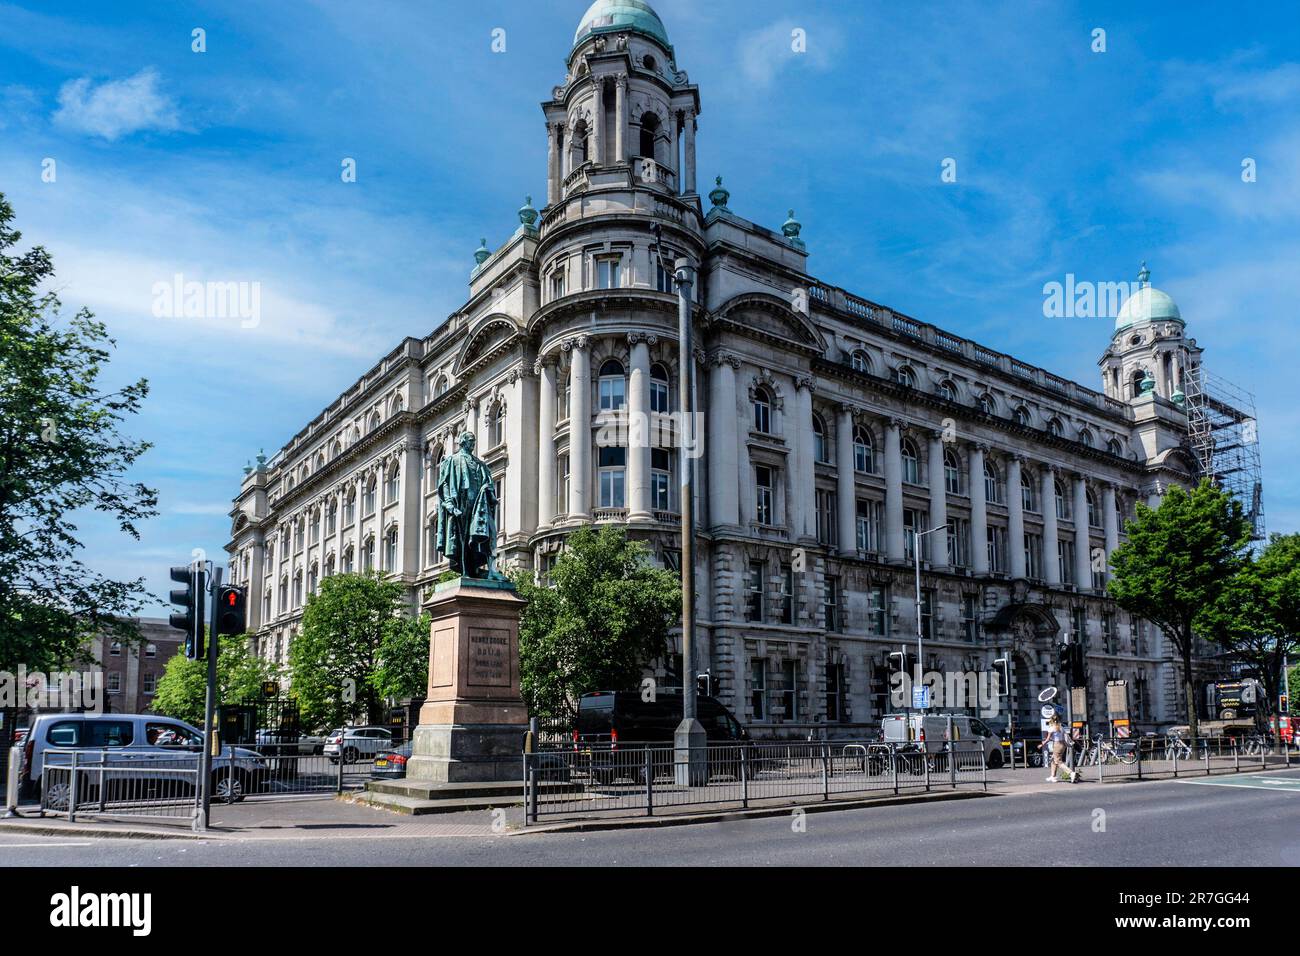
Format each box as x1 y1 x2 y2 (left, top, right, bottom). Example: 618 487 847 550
1 0 1296 614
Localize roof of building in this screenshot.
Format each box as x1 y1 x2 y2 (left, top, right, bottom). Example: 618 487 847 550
573 0 670 50
1115 262 1182 331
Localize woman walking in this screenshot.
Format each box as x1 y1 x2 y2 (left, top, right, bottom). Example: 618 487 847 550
1046 715 1078 783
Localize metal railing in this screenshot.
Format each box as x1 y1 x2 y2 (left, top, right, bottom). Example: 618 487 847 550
523 740 987 824
1086 734 1292 782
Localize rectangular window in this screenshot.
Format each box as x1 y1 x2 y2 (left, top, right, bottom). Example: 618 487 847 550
1072 607 1087 645
651 447 671 511
1058 538 1074 584
746 560 765 622
598 375 627 410
143 673 155 695
1103 612 1117 654
750 658 766 721
947 518 970 568
550 271 565 300
961 594 978 641
596 257 621 290
919 590 934 641
780 563 794 625
1025 532 1044 579
824 575 840 632
856 498 881 552
650 378 670 414
987 525 1007 573
903 509 927 561
108 672 121 694
598 446 626 509
826 663 847 723
1091 545 1106 591
755 465 774 526
557 455 570 515
780 659 799 721
867 586 887 637
816 489 837 547
655 261 672 293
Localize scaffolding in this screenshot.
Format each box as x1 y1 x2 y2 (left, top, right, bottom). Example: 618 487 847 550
1184 367 1265 540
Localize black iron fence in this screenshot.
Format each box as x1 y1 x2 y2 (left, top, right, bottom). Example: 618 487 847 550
523 739 988 824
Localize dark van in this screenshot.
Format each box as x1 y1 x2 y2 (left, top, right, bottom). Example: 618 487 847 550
575 690 748 784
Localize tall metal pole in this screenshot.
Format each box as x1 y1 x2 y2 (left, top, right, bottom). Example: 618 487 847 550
676 257 699 723
198 564 221 831
914 526 947 714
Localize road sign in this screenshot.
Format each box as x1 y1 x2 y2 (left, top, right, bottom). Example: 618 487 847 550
912 686 930 709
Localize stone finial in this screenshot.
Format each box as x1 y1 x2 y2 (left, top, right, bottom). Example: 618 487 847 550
782 209 802 239
518 196 538 230
474 238 491 266
709 175 730 209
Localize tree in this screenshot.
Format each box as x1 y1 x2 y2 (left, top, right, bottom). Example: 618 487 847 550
372 611 430 701
152 633 281 726
514 526 680 719
1198 533 1300 721
1107 480 1251 738
0 194 158 673
289 572 419 729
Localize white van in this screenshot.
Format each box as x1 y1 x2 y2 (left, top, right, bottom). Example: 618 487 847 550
879 714 1004 768
21 713 266 804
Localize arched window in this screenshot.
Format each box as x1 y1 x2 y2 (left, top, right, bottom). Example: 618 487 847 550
385 461 400 503
316 453 325 471
1013 406 1030 427
434 374 449 397
278 576 288 611
1047 417 1064 438
895 366 917 389
573 119 589 165
344 489 356 525
342 546 354 574
812 414 828 463
1021 470 1039 512
650 363 670 414
938 379 957 401
984 461 1004 505
300 464 309 483
1078 427 1094 448
326 498 337 535
309 507 321 543
753 387 772 434
1130 369 1146 398
598 359 626 410
977 393 994 415
364 475 377 514
308 563 318 595
1054 480 1070 519
324 555 335 578
331 440 342 459
369 411 381 432
638 112 659 161
850 349 870 373
490 402 506 448
1087 489 1100 527
853 426 874 473
293 571 303 607
384 527 399 571
944 449 963 495
362 536 375 572
294 518 304 551
426 520 439 564
901 438 920 484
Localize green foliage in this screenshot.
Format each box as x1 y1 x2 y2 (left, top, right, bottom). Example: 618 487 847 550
0 194 158 672
1199 533 1300 715
152 633 281 726
289 572 421 728
1108 480 1251 735
373 612 430 701
513 526 680 719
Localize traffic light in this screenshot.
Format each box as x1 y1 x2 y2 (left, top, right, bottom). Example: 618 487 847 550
696 671 717 698
169 564 206 659
1055 642 1087 688
215 585 247 637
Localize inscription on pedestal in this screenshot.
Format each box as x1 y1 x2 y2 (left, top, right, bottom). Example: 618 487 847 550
468 627 510 687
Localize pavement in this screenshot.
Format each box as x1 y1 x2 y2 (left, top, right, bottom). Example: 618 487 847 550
1 767 1296 866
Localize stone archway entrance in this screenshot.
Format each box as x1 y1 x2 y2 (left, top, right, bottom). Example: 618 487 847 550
984 602 1061 740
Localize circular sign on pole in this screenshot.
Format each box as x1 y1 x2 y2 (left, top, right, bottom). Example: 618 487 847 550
1041 705 1059 720
1038 687 1058 703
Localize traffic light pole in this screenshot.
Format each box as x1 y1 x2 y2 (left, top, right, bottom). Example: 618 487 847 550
196 565 222 832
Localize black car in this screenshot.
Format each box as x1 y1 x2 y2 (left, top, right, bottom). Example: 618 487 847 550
370 741 413 780
574 690 748 784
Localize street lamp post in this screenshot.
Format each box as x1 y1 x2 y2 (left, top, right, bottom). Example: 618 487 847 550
913 526 948 713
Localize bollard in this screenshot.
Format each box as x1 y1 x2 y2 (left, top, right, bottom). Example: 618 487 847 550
525 757 538 825
740 744 749 808
821 740 830 801
644 746 653 817
924 748 931 792
1172 741 1179 778
1233 740 1239 773
1205 738 1211 776
68 750 78 824
4 745 20 817
891 743 899 795
336 749 344 795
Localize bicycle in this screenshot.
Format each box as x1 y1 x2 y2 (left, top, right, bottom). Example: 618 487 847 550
1164 732 1192 761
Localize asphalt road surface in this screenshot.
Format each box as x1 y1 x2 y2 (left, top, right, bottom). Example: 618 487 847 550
1 770 1296 866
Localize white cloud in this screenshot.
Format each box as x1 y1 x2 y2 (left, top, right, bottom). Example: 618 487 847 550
736 20 836 90
52 68 180 141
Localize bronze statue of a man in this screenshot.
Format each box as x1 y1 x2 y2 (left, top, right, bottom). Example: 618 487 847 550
435 432 499 578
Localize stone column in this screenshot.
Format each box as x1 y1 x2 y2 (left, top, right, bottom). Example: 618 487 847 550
682 107 697 194
546 122 559 205
250 530 266 630
792 376 815 540
614 75 627 163
667 109 678 181
1042 466 1060 585
1103 482 1119 581
627 334 652 521
1007 455 1026 579
707 353 739 528
463 399 478 448
1074 474 1092 590
969 443 989 575
566 337 591 519
927 431 948 570
590 79 604 166
504 368 537 538
836 405 856 555
536 358 556 527
884 418 905 562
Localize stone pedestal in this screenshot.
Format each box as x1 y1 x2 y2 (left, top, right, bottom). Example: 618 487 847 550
406 578 529 784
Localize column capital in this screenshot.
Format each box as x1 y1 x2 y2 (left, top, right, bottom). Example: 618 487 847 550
795 373 817 392
614 72 628 89
693 346 708 366
709 350 741 370
561 334 589 352
967 440 990 455
837 401 859 419
886 416 906 431
627 331 651 347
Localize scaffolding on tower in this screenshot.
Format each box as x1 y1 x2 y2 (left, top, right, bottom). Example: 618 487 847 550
1183 367 1264 540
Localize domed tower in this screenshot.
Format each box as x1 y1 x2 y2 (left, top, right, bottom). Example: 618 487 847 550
1099 263 1202 406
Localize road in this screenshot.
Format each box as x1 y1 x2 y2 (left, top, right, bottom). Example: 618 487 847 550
1 770 1297 866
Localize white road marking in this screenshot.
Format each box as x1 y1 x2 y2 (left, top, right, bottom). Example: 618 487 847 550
0 842 95 848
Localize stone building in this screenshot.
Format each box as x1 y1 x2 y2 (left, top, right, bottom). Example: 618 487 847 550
227 0 1229 738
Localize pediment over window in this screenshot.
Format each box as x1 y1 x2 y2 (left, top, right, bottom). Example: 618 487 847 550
455 313 522 375
713 292 827 356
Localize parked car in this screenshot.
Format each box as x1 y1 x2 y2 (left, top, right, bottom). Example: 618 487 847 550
13 727 28 745
20 713 266 805
371 742 413 780
255 729 327 756
324 726 393 764
574 690 748 784
879 714 1004 768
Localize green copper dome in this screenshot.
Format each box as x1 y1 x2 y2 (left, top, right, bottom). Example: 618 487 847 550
1115 262 1182 332
574 0 670 50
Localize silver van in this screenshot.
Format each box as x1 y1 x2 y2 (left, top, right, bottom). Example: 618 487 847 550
20 712 266 805
879 714 1004 768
